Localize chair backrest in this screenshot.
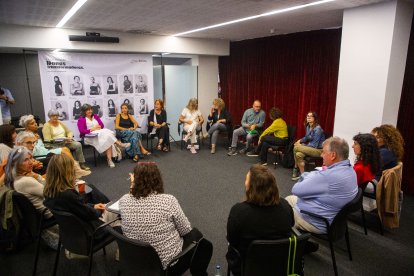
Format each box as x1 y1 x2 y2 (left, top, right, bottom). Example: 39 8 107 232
242 233 310 276
50 209 95 255
12 191 41 239
287 125 297 145
329 188 362 241
107 227 164 276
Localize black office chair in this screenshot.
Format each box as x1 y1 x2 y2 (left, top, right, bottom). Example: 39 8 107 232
300 188 363 276
206 115 233 148
50 209 116 276
11 192 57 276
147 116 171 152
107 225 197 276
178 122 203 150
360 179 385 235
227 232 311 276
80 136 98 167
268 125 296 168
304 132 331 172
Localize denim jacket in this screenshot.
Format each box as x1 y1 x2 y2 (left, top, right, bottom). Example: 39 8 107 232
299 125 325 149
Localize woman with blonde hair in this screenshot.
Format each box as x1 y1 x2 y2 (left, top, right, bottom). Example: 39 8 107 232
43 154 116 244
204 98 231 154
179 98 204 154
19 114 90 178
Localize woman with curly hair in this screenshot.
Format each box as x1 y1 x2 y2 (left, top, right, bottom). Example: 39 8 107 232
352 133 381 186
119 162 212 275
371 124 404 179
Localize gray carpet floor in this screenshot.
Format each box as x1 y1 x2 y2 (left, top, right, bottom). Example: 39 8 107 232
1 140 414 275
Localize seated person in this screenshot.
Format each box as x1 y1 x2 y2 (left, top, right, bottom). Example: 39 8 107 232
226 165 293 276
4 146 58 249
179 98 204 154
352 133 380 187
119 162 213 276
16 131 47 175
43 154 117 249
371 124 404 180
43 109 89 170
0 124 16 162
148 99 170 152
247 107 288 165
228 100 265 156
286 137 358 234
20 115 90 178
115 103 150 162
77 104 130 168
292 111 325 180
204 98 231 154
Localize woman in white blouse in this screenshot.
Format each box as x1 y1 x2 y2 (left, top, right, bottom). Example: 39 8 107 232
77 104 129 168
119 162 212 275
179 98 204 154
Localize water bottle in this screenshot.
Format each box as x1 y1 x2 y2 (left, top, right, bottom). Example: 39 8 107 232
215 265 221 276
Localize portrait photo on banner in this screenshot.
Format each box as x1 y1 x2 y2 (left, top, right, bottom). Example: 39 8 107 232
135 74 148 93
105 75 118 95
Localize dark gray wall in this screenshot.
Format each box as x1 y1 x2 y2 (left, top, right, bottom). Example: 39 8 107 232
0 53 45 123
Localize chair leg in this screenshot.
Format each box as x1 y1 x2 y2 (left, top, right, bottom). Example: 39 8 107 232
378 217 384 235
32 228 43 276
103 246 106 255
52 239 61 276
345 225 352 261
93 148 97 167
360 206 368 235
328 238 338 276
88 253 94 276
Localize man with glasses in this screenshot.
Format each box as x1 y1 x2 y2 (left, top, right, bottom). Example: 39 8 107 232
228 100 265 156
285 137 358 237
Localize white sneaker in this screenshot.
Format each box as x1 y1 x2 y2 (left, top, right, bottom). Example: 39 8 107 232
190 147 197 154
108 159 115 168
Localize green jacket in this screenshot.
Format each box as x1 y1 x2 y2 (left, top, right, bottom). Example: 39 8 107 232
42 121 73 142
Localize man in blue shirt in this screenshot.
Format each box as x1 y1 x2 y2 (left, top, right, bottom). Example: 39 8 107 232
286 136 358 234
0 86 15 124
228 100 265 156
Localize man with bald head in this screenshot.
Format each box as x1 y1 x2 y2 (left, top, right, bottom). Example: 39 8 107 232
286 136 358 235
228 100 266 156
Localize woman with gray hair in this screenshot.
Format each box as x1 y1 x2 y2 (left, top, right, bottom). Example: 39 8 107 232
43 109 89 171
4 146 59 249
16 131 47 175
179 98 204 154
19 115 90 178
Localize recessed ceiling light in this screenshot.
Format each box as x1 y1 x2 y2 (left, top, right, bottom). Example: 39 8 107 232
172 0 336 37
56 0 88 28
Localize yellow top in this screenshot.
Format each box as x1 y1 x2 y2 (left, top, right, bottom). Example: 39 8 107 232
259 118 288 140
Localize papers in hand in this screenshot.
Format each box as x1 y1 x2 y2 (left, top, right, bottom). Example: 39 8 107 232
106 200 120 213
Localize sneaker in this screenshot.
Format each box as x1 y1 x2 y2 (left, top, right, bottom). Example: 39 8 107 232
203 133 210 139
246 151 259 157
107 159 115 168
211 145 216 154
257 162 267 166
239 148 248 154
65 249 88 259
190 147 197 154
291 175 301 181
80 163 90 171
227 148 238 156
118 142 131 149
292 167 300 178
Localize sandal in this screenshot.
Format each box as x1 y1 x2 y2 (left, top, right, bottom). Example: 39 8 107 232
133 155 139 162
142 150 151 156
157 144 162 151
163 146 169 152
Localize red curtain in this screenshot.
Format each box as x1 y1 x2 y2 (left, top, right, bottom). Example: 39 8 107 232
397 16 414 195
219 29 342 139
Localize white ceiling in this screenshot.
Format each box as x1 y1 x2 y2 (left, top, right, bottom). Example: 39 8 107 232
0 0 408 41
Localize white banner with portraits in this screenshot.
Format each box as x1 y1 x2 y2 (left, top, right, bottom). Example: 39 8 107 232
38 51 153 140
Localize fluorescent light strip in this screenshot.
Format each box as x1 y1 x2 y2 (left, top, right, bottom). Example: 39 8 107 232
173 0 336 37
56 0 88 28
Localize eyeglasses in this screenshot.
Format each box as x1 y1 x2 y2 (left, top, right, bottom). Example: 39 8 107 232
307 115 314 118
23 141 37 146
